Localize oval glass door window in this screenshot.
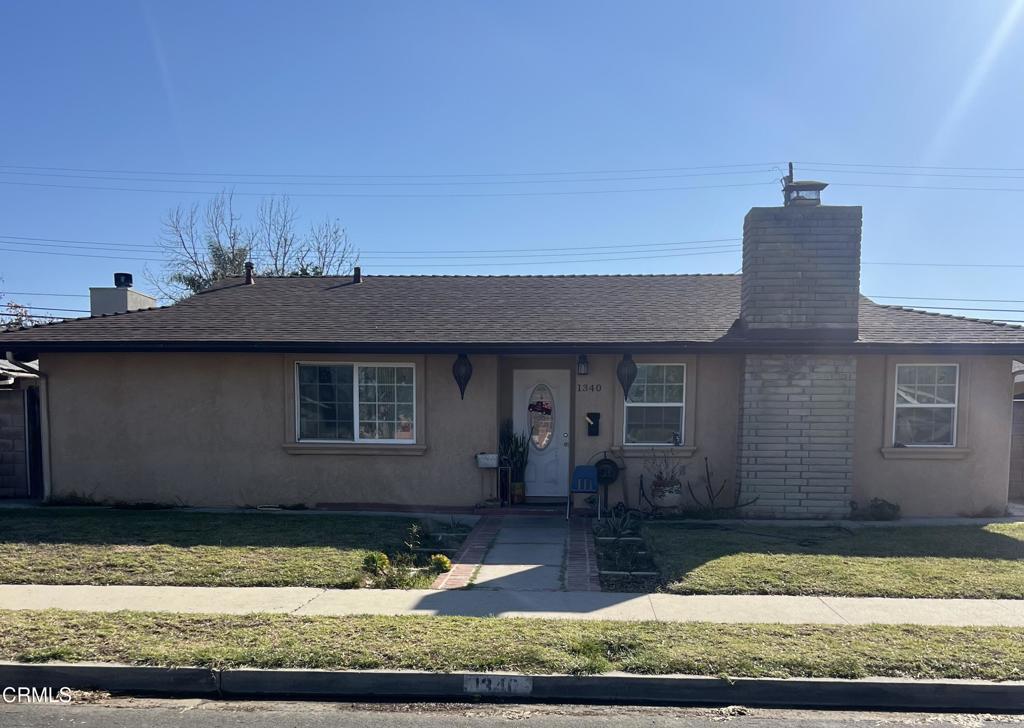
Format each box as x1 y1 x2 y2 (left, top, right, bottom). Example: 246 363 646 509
528 383 554 450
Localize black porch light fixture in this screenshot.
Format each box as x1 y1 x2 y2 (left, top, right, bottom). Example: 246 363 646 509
452 353 473 400
616 353 638 401
576 354 589 376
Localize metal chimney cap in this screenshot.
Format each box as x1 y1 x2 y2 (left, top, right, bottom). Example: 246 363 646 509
783 179 828 206
113 272 133 288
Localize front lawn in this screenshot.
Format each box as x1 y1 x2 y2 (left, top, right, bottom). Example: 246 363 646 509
638 522 1024 599
0 509 455 588
2 609 1023 680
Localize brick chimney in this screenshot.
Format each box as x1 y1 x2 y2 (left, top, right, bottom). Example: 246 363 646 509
89 273 157 316
735 179 860 520
740 180 862 340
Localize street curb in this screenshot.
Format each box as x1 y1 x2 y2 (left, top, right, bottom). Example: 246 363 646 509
1 662 1023 711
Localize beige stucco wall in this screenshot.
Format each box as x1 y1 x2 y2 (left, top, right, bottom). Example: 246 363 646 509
42 352 498 508
566 353 742 511
852 355 1014 517
38 350 1016 516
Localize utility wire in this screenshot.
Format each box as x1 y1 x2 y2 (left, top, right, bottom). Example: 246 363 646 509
868 295 1024 304
0 179 778 199
0 168 779 188
0 161 784 180
0 234 743 256
4 305 90 313
0 291 90 298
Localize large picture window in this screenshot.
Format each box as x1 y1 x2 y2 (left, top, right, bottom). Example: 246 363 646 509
297 363 415 444
893 364 958 447
624 364 686 445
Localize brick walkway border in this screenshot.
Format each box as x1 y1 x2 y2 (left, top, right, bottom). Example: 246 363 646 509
430 516 502 589
564 516 601 591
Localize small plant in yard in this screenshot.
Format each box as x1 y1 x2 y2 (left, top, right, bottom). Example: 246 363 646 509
405 523 424 552
645 455 684 508
593 509 641 538
684 457 758 518
429 554 452 573
362 551 391 576
362 551 418 588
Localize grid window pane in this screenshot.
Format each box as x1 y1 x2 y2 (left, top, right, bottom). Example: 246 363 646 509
297 364 354 442
625 406 683 445
297 364 414 443
355 365 415 442
894 365 957 446
895 407 955 447
627 365 684 404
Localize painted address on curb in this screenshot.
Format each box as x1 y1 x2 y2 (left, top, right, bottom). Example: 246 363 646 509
463 675 533 695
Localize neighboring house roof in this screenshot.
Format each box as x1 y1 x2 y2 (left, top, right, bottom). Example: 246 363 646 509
2 275 1024 354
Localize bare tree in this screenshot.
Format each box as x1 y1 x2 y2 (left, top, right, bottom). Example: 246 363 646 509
147 191 358 300
300 217 356 276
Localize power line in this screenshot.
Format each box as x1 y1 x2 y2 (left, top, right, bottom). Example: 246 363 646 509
0 179 778 199
803 167 1024 181
798 160 1024 173
0 291 90 298
0 168 779 188
868 295 1024 304
3 305 90 313
0 161 784 180
881 305 1024 314
0 234 743 256
863 261 1024 269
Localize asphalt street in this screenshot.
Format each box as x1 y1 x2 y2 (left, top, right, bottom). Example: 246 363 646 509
3 699 1023 727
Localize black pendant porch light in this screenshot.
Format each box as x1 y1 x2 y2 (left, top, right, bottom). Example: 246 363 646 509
452 354 473 400
616 353 638 401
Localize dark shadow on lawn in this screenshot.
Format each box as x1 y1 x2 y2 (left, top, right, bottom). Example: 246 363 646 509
641 521 1024 586
0 508 421 549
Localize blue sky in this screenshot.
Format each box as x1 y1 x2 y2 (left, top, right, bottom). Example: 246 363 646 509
1 0 1023 320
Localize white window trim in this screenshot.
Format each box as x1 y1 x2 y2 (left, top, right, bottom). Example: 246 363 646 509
294 361 417 445
892 363 959 448
622 362 687 447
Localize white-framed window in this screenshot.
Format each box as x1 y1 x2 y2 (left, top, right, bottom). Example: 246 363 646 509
624 363 686 446
893 363 958 447
296 362 416 444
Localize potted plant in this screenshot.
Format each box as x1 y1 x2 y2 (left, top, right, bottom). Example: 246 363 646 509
645 455 684 509
499 419 530 504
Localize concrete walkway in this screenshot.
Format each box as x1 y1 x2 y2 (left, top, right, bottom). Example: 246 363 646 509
2 584 1022 626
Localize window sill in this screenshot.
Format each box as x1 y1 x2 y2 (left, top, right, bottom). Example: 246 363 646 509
880 447 971 460
284 443 427 456
611 445 698 458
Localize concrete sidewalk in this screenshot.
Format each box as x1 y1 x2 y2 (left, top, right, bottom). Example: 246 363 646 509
2 584 1022 626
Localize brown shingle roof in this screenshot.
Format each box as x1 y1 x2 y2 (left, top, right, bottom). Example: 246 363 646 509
2 274 1024 352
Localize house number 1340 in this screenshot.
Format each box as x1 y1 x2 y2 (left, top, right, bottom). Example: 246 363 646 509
577 384 602 392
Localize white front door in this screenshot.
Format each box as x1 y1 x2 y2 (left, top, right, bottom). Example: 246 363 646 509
513 369 571 498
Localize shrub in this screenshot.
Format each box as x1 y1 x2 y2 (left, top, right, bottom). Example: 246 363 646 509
362 551 391 576
850 498 901 521
429 554 452 573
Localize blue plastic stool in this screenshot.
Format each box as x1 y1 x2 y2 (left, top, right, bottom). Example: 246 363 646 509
567 465 599 520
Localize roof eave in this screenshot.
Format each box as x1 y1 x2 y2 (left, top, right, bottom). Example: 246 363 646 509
9 339 1024 357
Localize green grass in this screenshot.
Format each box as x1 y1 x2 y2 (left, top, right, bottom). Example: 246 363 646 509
1 609 1023 680
0 509 443 588
640 522 1024 599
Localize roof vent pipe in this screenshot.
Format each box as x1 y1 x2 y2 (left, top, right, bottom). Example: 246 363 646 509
244 262 255 285
353 266 362 284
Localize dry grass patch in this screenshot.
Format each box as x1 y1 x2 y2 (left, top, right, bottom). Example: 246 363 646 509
1 609 1023 680
0 509 441 588
642 522 1024 599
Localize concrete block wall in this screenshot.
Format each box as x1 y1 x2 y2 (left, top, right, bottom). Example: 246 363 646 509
0 389 28 498
737 354 856 518
1011 401 1024 501
741 205 862 334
